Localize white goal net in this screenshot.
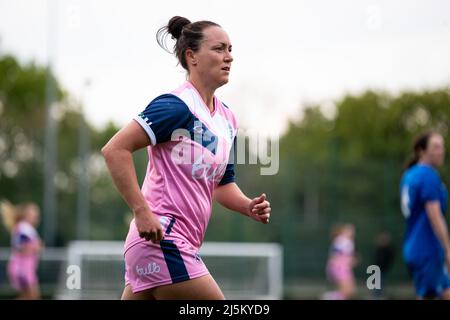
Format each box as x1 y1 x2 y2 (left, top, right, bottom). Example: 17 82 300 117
56 241 283 300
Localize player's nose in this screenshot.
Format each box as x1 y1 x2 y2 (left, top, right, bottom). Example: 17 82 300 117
225 52 233 63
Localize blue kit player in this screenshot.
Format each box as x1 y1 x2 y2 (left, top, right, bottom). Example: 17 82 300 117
401 131 450 299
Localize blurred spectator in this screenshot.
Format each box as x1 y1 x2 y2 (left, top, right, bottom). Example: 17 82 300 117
372 231 395 299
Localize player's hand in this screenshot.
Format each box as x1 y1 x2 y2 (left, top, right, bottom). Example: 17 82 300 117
37 239 45 252
134 207 164 243
248 193 271 224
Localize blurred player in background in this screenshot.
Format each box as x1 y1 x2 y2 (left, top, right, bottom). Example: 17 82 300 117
323 223 357 300
1 201 43 299
102 16 271 300
401 131 450 299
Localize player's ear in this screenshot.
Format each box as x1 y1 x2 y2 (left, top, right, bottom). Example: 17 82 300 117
186 49 197 66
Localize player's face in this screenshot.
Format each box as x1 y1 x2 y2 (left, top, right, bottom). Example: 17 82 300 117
193 26 233 88
344 225 355 239
26 205 40 226
426 134 445 167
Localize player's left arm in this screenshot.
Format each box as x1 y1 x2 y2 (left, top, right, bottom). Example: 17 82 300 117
213 182 271 224
423 172 450 268
426 202 450 258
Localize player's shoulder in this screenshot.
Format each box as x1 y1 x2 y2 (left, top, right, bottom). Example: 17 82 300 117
17 221 36 236
221 100 231 110
418 164 439 178
221 101 236 116
406 164 436 176
221 101 235 115
148 93 189 108
219 100 238 128
410 164 441 187
142 93 192 118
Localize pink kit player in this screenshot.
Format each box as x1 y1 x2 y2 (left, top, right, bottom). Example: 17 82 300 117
323 224 357 300
1 201 43 299
102 16 272 300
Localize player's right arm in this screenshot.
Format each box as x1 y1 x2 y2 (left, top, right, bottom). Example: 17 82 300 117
101 121 164 243
426 202 450 269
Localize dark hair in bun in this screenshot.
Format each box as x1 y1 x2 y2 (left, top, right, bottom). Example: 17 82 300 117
167 16 190 40
156 16 220 71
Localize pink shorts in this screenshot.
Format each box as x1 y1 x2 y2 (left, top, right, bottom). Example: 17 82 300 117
124 237 210 293
326 256 354 283
7 256 38 291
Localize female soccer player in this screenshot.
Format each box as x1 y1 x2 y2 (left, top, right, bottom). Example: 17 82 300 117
323 223 357 300
401 131 450 299
1 201 43 299
102 16 271 300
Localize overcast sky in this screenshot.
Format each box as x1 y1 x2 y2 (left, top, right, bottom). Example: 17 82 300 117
1 0 450 137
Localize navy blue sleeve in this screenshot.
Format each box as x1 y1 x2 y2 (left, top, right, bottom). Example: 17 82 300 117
134 94 193 145
12 233 31 249
421 170 441 202
219 137 236 186
19 233 31 245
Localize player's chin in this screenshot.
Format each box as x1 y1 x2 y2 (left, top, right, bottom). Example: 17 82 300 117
435 158 445 167
216 75 230 87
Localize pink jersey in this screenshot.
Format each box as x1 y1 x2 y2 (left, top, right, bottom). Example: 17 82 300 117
329 235 354 258
326 235 355 282
125 81 238 251
10 221 40 256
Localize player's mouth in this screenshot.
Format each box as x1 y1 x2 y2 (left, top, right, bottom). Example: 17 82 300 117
221 66 231 72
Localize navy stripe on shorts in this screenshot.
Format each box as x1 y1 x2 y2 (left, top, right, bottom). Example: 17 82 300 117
160 239 190 283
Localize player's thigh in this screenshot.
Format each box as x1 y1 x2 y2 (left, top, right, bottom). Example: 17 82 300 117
121 284 156 300
152 274 225 300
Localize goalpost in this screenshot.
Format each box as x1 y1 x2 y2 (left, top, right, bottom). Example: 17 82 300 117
56 241 283 300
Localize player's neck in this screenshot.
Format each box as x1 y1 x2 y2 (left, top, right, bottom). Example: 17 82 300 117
187 76 215 112
418 159 433 167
